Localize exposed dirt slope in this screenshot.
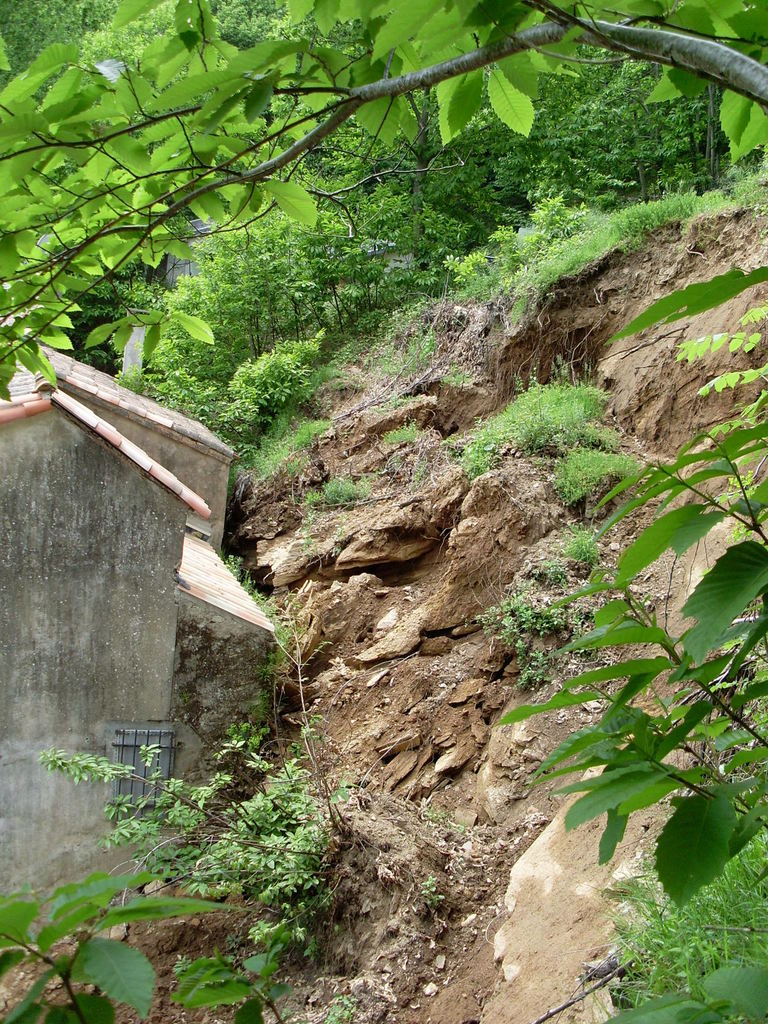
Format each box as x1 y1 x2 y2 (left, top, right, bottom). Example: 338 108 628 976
213 207 768 1024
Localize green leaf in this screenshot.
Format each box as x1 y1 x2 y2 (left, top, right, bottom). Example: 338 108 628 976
612 267 768 341
703 966 768 1019
447 70 483 137
616 506 726 585
598 809 627 864
172 312 215 345
564 767 668 830
655 795 736 905
235 1000 265 1024
172 958 251 1008
646 71 681 103
98 897 224 931
497 687 601 726
0 33 9 73
264 180 317 227
0 949 25 979
72 995 115 1024
608 994 706 1023
287 0 314 21
244 80 274 122
488 69 534 136
355 97 400 145
371 0 442 61
682 541 768 662
78 939 155 1017
0 898 38 946
113 0 168 29
49 873 153 920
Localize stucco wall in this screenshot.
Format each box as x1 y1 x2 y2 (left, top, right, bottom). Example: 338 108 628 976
172 593 274 751
0 411 187 891
62 393 231 547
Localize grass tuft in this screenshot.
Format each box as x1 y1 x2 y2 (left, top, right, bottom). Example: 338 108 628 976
461 382 613 479
563 525 600 567
382 423 422 445
554 449 639 506
243 415 331 479
305 476 370 508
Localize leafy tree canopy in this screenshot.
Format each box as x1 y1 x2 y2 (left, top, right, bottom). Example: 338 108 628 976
2 0 768 395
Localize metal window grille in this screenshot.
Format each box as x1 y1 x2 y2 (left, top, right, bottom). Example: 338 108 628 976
111 726 176 807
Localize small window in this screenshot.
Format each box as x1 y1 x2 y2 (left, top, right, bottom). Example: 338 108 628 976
111 725 176 807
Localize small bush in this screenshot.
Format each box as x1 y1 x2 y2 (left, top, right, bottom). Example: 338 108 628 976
305 477 370 508
325 995 358 1024
222 334 321 442
382 423 422 445
480 591 569 690
533 558 569 588
245 416 331 478
564 525 600 567
555 449 639 506
461 382 614 478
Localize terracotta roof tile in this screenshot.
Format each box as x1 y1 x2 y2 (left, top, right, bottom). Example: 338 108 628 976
41 348 233 458
3 365 213 519
0 395 51 423
178 535 275 632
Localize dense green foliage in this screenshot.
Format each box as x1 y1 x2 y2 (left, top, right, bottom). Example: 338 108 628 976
615 833 768 1014
3 0 768 394
41 734 329 950
0 871 291 1022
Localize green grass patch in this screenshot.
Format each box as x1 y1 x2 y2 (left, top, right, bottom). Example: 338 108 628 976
242 415 331 479
461 382 613 479
554 449 639 506
382 422 422 445
563 525 600 567
450 174 768 309
614 834 768 1013
305 476 371 508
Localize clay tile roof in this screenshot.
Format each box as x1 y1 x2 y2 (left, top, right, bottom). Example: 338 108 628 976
41 347 234 459
49 389 212 519
178 535 275 633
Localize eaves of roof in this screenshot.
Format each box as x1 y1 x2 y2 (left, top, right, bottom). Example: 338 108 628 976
0 381 211 520
178 534 275 632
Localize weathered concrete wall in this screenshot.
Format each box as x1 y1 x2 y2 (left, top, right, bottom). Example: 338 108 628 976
172 594 274 749
61 394 230 547
0 411 187 891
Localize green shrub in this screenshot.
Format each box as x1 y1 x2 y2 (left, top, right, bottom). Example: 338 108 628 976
563 525 600 567
222 335 322 443
326 995 358 1024
554 449 639 506
382 422 422 445
614 834 768 1012
461 382 613 478
305 476 370 508
533 558 569 588
480 590 569 690
42 747 329 950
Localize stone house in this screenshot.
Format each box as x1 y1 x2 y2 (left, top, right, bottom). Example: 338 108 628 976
0 363 274 891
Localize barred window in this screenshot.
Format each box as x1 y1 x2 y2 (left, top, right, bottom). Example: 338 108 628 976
111 725 176 807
